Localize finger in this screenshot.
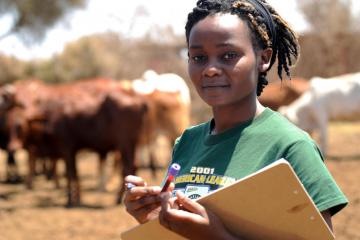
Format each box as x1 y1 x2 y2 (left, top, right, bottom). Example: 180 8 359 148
159 192 172 229
131 202 161 223
159 205 205 233
175 191 206 216
159 192 173 222
167 182 175 192
168 195 180 210
124 175 147 187
126 194 162 211
160 192 171 210
159 210 171 229
159 192 192 222
124 186 162 202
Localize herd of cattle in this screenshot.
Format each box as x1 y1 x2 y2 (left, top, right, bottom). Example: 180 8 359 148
0 70 359 207
0 70 190 206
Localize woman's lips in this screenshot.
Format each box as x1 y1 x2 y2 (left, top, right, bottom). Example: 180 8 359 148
202 84 230 88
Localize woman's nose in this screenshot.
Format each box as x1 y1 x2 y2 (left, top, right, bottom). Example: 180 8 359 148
203 61 222 77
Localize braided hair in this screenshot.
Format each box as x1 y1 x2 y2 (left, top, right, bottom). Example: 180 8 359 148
185 0 300 96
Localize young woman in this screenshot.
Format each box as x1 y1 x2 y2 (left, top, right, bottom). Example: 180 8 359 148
124 0 348 239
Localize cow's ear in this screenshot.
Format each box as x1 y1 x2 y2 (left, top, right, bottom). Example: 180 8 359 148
258 48 273 73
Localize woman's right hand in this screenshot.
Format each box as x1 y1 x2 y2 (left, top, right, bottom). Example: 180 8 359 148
123 175 163 224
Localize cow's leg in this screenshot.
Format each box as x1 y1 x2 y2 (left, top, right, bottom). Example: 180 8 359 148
105 151 121 192
116 146 136 204
44 158 53 180
50 158 60 189
137 143 156 176
5 150 21 183
37 157 46 176
98 152 107 192
148 142 157 178
318 120 328 157
313 109 329 157
65 153 80 207
26 148 37 189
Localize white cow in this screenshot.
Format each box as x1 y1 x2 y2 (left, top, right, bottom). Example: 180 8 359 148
133 70 191 106
279 72 360 156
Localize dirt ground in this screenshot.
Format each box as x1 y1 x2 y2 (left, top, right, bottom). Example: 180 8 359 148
0 122 359 240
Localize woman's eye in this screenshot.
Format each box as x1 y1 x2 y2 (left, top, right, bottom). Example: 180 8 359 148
191 55 207 63
222 52 239 61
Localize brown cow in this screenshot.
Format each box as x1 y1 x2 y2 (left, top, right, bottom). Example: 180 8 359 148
259 78 310 110
0 83 34 183
5 79 147 206
0 107 18 183
69 77 148 190
3 80 57 187
140 90 190 167
128 70 191 175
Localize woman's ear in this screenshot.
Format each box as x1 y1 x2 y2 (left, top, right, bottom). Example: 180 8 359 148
258 48 273 73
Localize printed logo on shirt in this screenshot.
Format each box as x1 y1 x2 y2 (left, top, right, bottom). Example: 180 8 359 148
173 165 236 198
184 185 210 199
172 188 185 198
175 173 235 187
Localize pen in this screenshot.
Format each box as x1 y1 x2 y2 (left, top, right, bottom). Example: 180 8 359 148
161 163 181 192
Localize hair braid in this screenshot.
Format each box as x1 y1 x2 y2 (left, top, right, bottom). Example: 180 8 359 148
185 0 300 86
232 1 271 48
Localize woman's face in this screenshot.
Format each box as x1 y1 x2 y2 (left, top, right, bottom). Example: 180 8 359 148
188 13 264 108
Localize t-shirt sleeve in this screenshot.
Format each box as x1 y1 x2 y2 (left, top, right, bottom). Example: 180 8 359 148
284 140 348 216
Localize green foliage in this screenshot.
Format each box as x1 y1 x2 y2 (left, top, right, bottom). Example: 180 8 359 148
0 0 87 44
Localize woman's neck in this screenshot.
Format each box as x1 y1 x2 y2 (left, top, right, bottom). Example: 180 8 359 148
211 99 265 134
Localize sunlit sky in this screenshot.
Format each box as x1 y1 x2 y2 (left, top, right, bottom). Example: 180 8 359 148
0 0 359 60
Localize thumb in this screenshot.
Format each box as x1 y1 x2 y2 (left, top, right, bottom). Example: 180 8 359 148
176 191 207 216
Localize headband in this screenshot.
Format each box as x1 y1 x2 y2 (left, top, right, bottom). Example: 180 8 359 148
235 0 277 47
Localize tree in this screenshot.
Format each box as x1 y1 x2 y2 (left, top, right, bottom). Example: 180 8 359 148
0 54 26 85
28 31 187 83
297 0 354 34
293 0 360 77
0 0 88 44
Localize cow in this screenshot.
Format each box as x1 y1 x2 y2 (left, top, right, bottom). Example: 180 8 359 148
5 80 148 206
0 107 18 183
2 80 58 187
129 70 191 175
0 84 24 183
278 72 360 156
71 77 146 190
259 77 310 110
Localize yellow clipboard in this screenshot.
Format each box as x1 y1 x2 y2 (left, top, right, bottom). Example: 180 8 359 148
121 159 334 240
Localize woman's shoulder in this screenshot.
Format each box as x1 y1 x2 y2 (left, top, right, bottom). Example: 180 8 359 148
261 108 314 143
183 121 210 136
257 109 325 161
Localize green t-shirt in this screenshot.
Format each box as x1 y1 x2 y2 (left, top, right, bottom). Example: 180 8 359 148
169 108 348 215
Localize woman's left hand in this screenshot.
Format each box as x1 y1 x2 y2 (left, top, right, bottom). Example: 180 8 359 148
158 191 238 240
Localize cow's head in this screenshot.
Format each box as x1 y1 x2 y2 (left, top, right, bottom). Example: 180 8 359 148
0 85 17 114
5 97 49 152
6 106 28 151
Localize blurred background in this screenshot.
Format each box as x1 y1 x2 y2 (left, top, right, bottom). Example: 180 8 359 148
0 0 359 239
